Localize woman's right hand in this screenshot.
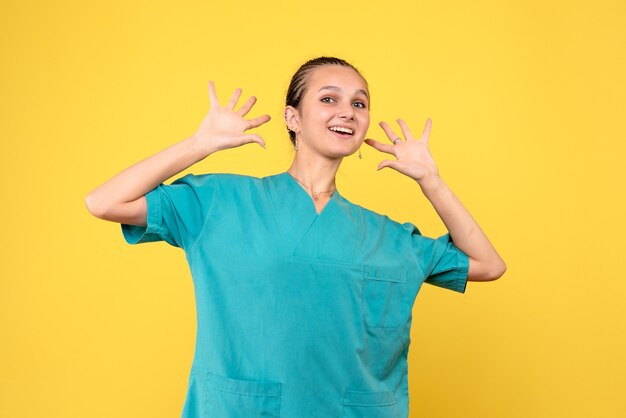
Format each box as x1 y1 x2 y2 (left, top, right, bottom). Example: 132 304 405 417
193 81 271 153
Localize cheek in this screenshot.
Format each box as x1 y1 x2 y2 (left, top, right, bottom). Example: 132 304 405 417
360 113 371 129
302 108 331 128
318 108 335 122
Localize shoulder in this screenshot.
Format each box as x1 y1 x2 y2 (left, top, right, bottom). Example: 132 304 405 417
181 173 279 206
171 172 263 189
162 173 264 205
213 173 267 196
336 194 419 235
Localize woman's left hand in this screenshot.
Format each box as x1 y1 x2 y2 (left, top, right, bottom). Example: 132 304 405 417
364 118 439 183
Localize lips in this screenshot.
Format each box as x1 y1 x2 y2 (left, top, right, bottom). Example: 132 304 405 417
328 126 354 135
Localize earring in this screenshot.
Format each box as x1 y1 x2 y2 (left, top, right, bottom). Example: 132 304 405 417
358 147 362 159
295 138 299 150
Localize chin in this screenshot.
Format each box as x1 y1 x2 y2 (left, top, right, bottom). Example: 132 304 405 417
314 137 363 159
327 147 359 159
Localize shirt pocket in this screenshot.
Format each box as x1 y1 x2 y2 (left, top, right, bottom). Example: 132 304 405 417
204 372 282 418
362 265 412 329
342 390 401 418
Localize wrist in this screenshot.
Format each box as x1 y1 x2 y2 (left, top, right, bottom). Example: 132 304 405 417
416 175 445 194
189 134 216 159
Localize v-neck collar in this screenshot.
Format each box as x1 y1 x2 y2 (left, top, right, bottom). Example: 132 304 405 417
282 171 340 217
264 171 359 262
264 172 341 255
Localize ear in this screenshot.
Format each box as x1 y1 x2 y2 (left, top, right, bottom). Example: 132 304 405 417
284 106 300 133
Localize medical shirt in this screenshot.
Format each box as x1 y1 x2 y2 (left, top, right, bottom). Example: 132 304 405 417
121 171 469 418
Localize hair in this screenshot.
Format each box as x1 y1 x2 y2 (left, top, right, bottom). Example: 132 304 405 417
285 56 367 145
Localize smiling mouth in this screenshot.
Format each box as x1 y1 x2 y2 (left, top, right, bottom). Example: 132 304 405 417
328 126 354 136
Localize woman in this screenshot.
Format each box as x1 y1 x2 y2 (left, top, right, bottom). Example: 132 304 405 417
86 56 506 418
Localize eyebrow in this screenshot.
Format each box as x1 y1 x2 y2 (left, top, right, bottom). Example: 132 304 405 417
317 85 369 99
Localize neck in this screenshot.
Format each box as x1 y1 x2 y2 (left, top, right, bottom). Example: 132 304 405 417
287 148 342 194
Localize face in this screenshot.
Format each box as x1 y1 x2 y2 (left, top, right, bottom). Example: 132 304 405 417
286 65 370 160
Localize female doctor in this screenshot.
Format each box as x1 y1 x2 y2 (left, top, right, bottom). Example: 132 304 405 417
86 56 506 418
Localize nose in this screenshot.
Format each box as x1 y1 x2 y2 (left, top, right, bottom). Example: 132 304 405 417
337 102 355 120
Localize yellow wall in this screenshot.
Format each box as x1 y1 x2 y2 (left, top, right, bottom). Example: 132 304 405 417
1 0 624 417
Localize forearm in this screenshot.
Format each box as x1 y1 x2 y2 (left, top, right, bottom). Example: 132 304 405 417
85 135 211 215
417 175 506 279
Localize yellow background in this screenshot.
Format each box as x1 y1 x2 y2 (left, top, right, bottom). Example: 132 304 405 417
1 0 625 417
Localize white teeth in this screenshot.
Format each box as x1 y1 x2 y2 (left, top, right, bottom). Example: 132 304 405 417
329 126 353 134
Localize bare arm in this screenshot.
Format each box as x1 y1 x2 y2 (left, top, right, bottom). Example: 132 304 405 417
364 118 506 282
85 136 212 226
85 82 270 226
416 175 506 281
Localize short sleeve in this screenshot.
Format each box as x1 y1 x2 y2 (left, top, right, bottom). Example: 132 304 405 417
406 223 470 293
121 173 217 250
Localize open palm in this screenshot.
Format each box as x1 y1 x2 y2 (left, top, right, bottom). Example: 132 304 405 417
194 81 271 152
364 118 439 182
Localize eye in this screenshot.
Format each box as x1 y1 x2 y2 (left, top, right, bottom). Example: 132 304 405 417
353 101 367 109
321 97 335 103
